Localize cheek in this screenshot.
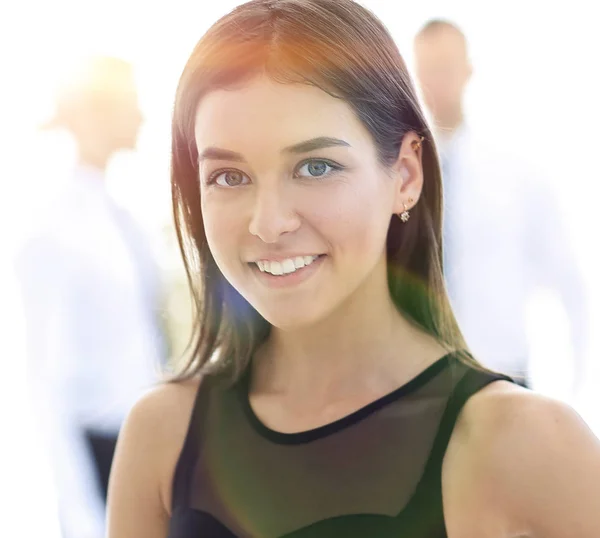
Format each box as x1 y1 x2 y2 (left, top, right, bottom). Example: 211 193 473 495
304 176 392 256
201 197 244 271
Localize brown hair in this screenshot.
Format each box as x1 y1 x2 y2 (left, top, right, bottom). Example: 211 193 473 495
170 0 474 382
415 18 467 41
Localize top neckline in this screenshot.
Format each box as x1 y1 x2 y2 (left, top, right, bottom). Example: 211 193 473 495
238 352 454 445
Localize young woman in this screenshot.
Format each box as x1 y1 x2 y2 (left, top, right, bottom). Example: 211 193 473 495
107 1 600 536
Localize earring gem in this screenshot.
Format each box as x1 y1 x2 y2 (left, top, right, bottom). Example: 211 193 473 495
400 203 410 223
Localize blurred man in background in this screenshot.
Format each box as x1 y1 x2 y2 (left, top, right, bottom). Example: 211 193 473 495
15 56 168 538
413 19 588 390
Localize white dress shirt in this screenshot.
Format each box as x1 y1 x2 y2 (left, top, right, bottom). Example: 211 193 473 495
439 124 587 378
15 164 166 538
0 266 63 538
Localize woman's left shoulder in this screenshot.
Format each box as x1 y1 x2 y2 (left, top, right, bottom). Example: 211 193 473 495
458 379 596 455
460 379 572 436
446 380 600 536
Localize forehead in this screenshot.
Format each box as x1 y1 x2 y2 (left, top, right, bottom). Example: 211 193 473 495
415 28 467 63
194 76 372 153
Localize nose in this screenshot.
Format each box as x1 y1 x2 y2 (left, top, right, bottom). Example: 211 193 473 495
248 183 301 243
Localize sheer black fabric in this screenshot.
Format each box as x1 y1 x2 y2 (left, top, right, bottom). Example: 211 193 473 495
168 353 512 537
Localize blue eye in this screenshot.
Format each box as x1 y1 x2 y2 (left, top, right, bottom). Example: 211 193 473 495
210 170 251 187
295 159 341 178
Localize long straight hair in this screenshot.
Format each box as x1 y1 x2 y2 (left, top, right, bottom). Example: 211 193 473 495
170 0 475 382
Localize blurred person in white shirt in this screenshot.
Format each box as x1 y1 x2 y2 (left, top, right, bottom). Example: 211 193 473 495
0 261 62 537
15 56 168 538
413 19 588 391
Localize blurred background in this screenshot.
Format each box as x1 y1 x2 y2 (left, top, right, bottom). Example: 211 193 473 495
0 0 598 535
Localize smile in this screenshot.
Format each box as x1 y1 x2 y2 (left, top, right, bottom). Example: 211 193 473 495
255 255 320 276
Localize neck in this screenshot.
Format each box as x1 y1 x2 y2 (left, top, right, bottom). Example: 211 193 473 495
253 257 442 399
77 140 113 172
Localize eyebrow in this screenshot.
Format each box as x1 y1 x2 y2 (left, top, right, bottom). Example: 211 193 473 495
197 147 245 163
282 136 351 154
197 137 351 164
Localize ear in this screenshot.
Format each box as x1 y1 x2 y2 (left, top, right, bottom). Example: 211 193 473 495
390 131 424 216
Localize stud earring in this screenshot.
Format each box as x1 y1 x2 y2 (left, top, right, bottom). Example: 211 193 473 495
411 136 425 151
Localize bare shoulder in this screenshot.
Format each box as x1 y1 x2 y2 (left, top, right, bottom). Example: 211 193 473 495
455 379 594 454
107 377 203 537
444 380 600 537
127 377 201 436
452 379 535 443
115 377 202 513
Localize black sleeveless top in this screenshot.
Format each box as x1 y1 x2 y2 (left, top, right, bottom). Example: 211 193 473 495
168 353 512 537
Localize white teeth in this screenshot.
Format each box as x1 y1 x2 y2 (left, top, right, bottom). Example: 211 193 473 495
270 260 283 275
294 256 306 269
282 259 296 274
257 255 320 276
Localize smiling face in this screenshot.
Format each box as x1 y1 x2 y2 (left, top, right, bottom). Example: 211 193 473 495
195 76 419 329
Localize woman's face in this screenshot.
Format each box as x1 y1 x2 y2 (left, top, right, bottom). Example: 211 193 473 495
194 76 414 329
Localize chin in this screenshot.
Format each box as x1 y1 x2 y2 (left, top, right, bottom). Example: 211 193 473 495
124 138 138 150
116 133 139 151
251 299 326 332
